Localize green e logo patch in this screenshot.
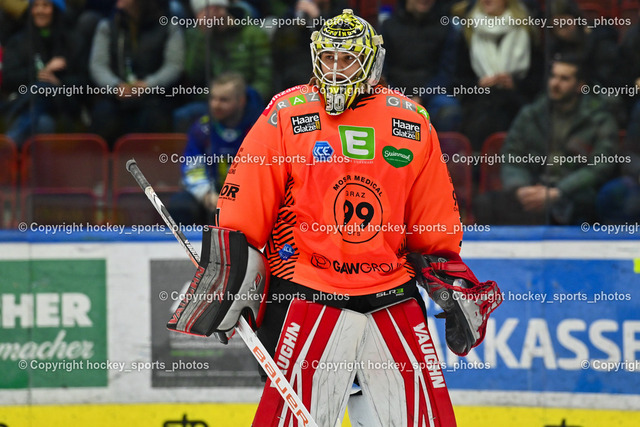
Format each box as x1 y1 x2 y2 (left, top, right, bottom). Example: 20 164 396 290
339 125 375 160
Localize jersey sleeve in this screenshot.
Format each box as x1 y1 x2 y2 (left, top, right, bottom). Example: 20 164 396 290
404 125 463 255
215 109 289 249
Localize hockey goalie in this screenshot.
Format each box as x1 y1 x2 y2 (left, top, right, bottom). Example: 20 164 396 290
168 9 502 427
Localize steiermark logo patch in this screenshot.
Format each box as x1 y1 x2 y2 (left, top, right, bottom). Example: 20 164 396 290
339 125 375 160
383 146 413 168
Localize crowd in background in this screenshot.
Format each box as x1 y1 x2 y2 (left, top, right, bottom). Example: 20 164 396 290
1 0 639 226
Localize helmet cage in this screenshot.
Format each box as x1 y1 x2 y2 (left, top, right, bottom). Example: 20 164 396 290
310 10 384 114
311 42 375 88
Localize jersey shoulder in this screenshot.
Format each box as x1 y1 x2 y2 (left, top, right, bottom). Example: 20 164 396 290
369 86 432 126
261 84 323 123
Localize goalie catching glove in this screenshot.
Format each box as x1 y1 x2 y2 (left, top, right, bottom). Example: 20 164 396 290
167 226 269 343
409 251 502 356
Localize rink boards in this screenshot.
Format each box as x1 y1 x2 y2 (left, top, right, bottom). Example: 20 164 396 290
0 403 638 426
0 227 639 426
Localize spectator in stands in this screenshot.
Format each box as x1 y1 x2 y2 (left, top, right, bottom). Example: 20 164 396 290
596 135 640 224
2 0 85 146
456 0 543 150
475 55 618 225
381 0 462 132
173 0 270 132
0 0 29 44
89 0 184 146
549 0 618 88
271 0 347 93
64 1 105 46
169 0 188 18
83 0 117 16
169 73 262 225
549 0 626 126
347 0 400 29
596 10 640 224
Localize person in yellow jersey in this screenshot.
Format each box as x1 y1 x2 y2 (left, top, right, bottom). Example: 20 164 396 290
171 9 501 427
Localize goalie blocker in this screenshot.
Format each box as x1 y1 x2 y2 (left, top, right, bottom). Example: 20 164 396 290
408 251 502 356
167 226 269 341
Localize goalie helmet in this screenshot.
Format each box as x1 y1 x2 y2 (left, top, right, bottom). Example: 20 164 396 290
310 9 385 115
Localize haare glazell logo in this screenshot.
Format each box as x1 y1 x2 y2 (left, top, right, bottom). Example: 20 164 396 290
383 146 413 168
291 113 321 134
392 118 421 141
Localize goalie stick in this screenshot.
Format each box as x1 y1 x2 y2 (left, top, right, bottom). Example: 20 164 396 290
126 159 318 427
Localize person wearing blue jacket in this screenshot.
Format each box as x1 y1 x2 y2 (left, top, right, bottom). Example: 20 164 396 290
169 72 262 224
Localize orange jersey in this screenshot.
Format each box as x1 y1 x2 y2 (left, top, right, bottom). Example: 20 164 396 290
216 84 462 296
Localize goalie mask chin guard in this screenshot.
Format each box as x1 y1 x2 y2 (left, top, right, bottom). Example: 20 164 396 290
310 8 385 115
166 227 269 338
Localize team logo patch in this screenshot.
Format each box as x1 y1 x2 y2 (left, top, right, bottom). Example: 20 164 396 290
339 125 375 160
312 141 334 162
392 118 421 141
383 146 413 168
279 244 295 261
291 113 321 135
219 183 240 200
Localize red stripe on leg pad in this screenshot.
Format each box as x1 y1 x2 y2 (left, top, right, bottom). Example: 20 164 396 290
254 299 367 427
361 300 457 426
